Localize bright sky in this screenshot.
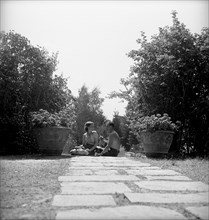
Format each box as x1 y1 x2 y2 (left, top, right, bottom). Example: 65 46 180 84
1 1 208 119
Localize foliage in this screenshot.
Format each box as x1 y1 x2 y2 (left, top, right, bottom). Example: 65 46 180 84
0 113 38 155
0 31 72 114
0 31 74 154
109 11 209 157
112 111 131 151
131 113 178 134
31 103 76 129
74 85 106 144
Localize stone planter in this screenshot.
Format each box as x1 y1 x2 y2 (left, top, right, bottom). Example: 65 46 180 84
140 130 174 157
33 127 71 155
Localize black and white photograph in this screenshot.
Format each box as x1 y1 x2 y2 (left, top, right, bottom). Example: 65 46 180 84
0 0 208 219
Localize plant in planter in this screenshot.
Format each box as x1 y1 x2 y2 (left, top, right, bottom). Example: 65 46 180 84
31 108 76 155
133 113 179 157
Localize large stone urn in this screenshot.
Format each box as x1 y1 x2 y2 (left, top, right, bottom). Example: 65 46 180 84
140 130 174 157
33 127 71 155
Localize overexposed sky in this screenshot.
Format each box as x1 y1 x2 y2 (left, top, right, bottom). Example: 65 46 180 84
1 0 208 119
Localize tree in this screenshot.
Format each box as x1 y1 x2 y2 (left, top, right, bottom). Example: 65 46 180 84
0 31 74 154
112 111 131 151
109 11 209 156
74 85 106 144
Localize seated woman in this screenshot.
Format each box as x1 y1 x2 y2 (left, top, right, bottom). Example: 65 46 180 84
82 121 99 156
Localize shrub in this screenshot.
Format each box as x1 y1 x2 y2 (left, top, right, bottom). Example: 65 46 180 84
131 113 179 134
30 108 76 129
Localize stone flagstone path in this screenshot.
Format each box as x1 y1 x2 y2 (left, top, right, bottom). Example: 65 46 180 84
52 156 209 219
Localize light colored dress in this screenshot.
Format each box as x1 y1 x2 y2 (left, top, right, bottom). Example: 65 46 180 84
82 131 99 155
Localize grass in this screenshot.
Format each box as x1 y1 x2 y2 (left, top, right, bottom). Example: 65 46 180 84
0 155 71 220
132 156 209 184
0 154 208 220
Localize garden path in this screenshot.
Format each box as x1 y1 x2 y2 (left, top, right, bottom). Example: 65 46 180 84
52 156 209 219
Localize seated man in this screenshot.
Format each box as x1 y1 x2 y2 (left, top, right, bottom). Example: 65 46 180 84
97 121 121 157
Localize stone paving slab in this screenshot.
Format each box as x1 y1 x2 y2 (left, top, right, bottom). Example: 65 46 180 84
70 156 133 160
145 175 191 181
127 169 180 176
137 166 160 170
70 163 104 167
186 206 209 220
66 167 161 176
52 195 116 207
104 160 148 163
103 163 151 167
69 158 134 163
69 157 149 165
53 157 208 220
60 182 132 194
66 169 120 175
124 192 209 204
73 166 160 170
115 166 160 170
135 181 209 192
66 170 94 175
55 205 187 219
93 170 120 175
59 175 139 182
73 160 146 165
68 166 131 170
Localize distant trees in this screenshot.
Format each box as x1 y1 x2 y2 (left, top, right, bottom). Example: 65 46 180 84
74 85 106 144
110 11 209 157
112 112 130 151
0 31 74 154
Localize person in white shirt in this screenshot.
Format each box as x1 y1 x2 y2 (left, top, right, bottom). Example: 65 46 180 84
82 121 99 156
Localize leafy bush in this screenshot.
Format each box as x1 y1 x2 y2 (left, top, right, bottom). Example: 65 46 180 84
0 31 75 154
131 113 179 133
109 12 209 157
0 112 39 155
31 108 76 129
